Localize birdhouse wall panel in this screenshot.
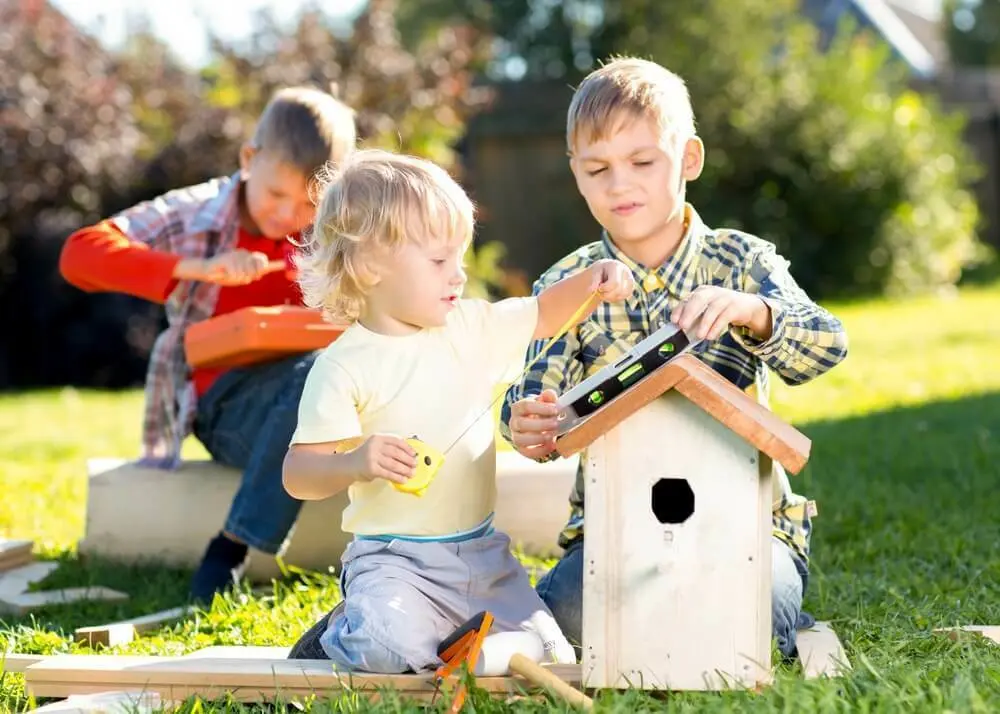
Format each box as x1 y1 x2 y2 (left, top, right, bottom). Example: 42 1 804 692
582 391 773 691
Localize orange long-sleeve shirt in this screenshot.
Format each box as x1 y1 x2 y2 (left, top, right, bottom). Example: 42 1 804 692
60 220 303 396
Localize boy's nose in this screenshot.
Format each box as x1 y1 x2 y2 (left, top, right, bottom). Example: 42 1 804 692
608 173 630 195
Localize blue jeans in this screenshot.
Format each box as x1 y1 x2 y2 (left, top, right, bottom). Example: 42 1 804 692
192 352 319 554
536 535 814 659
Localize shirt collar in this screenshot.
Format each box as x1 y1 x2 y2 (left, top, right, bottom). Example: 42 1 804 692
189 171 242 234
600 203 708 306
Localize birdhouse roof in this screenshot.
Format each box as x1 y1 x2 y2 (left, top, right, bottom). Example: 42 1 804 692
555 354 811 474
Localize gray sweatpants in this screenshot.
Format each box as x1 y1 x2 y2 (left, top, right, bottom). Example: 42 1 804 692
287 529 565 673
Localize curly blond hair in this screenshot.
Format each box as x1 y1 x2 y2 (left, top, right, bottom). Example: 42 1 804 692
295 149 475 324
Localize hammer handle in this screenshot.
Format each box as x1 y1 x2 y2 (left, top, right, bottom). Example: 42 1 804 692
508 653 594 710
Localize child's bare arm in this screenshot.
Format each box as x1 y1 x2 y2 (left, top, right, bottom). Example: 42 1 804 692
283 435 417 501
534 258 634 339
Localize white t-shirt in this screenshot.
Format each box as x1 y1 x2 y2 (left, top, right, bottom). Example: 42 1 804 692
291 297 539 537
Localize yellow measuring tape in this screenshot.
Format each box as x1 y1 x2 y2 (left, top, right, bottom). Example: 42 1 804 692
394 289 602 496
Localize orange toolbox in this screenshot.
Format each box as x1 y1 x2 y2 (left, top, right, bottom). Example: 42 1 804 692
184 305 348 369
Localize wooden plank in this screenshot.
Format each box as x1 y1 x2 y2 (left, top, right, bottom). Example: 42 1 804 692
74 606 197 648
23 654 582 703
935 625 1000 645
2 652 47 673
0 539 34 573
796 621 851 679
183 646 290 659
27 690 164 713
0 539 33 560
670 356 812 474
0 562 58 597
0 562 129 616
1 588 129 617
556 359 688 458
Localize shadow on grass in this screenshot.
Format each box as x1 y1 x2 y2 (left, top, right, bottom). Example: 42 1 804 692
795 389 1000 641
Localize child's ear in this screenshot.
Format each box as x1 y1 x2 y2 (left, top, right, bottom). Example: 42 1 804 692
682 137 705 182
238 143 257 180
567 154 586 189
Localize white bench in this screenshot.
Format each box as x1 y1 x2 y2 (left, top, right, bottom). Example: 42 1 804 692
78 451 580 582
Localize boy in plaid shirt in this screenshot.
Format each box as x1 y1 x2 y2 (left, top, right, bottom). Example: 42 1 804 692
59 86 357 602
500 57 849 659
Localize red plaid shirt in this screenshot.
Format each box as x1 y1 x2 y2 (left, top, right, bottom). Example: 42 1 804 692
108 174 242 468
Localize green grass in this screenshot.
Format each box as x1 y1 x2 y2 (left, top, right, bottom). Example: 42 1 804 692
2 282 1000 712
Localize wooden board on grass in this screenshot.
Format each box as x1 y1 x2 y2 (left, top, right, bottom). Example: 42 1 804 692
0 539 33 573
796 621 851 679
74 606 198 648
935 625 1000 645
23 654 581 703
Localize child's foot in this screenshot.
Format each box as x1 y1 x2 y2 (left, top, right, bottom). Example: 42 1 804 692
189 532 249 604
287 600 344 660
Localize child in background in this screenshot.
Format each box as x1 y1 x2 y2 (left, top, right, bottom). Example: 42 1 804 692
59 86 357 603
282 148 635 673
501 57 849 659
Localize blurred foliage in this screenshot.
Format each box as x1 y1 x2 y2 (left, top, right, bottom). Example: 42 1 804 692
944 0 1000 67
634 3 975 295
611 0 984 298
0 0 504 389
402 0 987 298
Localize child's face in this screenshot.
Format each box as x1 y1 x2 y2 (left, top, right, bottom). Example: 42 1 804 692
569 115 703 260
367 232 469 334
239 147 317 239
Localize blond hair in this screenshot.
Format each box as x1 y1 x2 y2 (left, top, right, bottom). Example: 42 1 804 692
251 86 357 179
295 149 475 324
566 56 696 153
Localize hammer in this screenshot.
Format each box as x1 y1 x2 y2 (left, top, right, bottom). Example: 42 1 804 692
475 631 594 710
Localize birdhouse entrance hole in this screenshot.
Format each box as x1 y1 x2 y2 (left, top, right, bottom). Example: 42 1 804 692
651 478 695 524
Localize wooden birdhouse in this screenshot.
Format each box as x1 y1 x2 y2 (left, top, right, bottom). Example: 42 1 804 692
555 353 812 692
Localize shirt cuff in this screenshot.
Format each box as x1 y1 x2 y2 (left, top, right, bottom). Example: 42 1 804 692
729 295 787 359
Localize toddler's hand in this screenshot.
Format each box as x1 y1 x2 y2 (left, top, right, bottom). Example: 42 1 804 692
589 259 635 302
353 434 417 484
508 389 561 459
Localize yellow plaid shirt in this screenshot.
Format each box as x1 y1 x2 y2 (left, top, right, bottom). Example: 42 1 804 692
499 204 849 564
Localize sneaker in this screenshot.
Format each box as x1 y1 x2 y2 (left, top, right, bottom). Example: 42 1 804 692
189 533 249 604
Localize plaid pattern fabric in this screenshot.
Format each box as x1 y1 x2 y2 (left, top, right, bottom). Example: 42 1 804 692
500 204 848 563
110 173 242 468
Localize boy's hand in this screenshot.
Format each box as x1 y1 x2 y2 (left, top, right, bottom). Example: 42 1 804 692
671 286 772 341
508 389 561 459
589 259 635 301
352 434 417 484
204 249 284 285
176 249 285 286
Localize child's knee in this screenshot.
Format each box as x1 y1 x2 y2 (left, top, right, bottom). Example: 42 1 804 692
320 613 417 673
321 583 445 673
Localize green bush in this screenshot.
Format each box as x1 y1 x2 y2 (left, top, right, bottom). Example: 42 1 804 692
607 0 984 298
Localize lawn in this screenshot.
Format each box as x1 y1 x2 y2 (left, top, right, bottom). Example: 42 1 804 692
1 282 1000 712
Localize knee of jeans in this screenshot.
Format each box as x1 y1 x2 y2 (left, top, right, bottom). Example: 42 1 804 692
320 619 414 674
536 567 583 647
353 641 412 674
771 549 804 647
